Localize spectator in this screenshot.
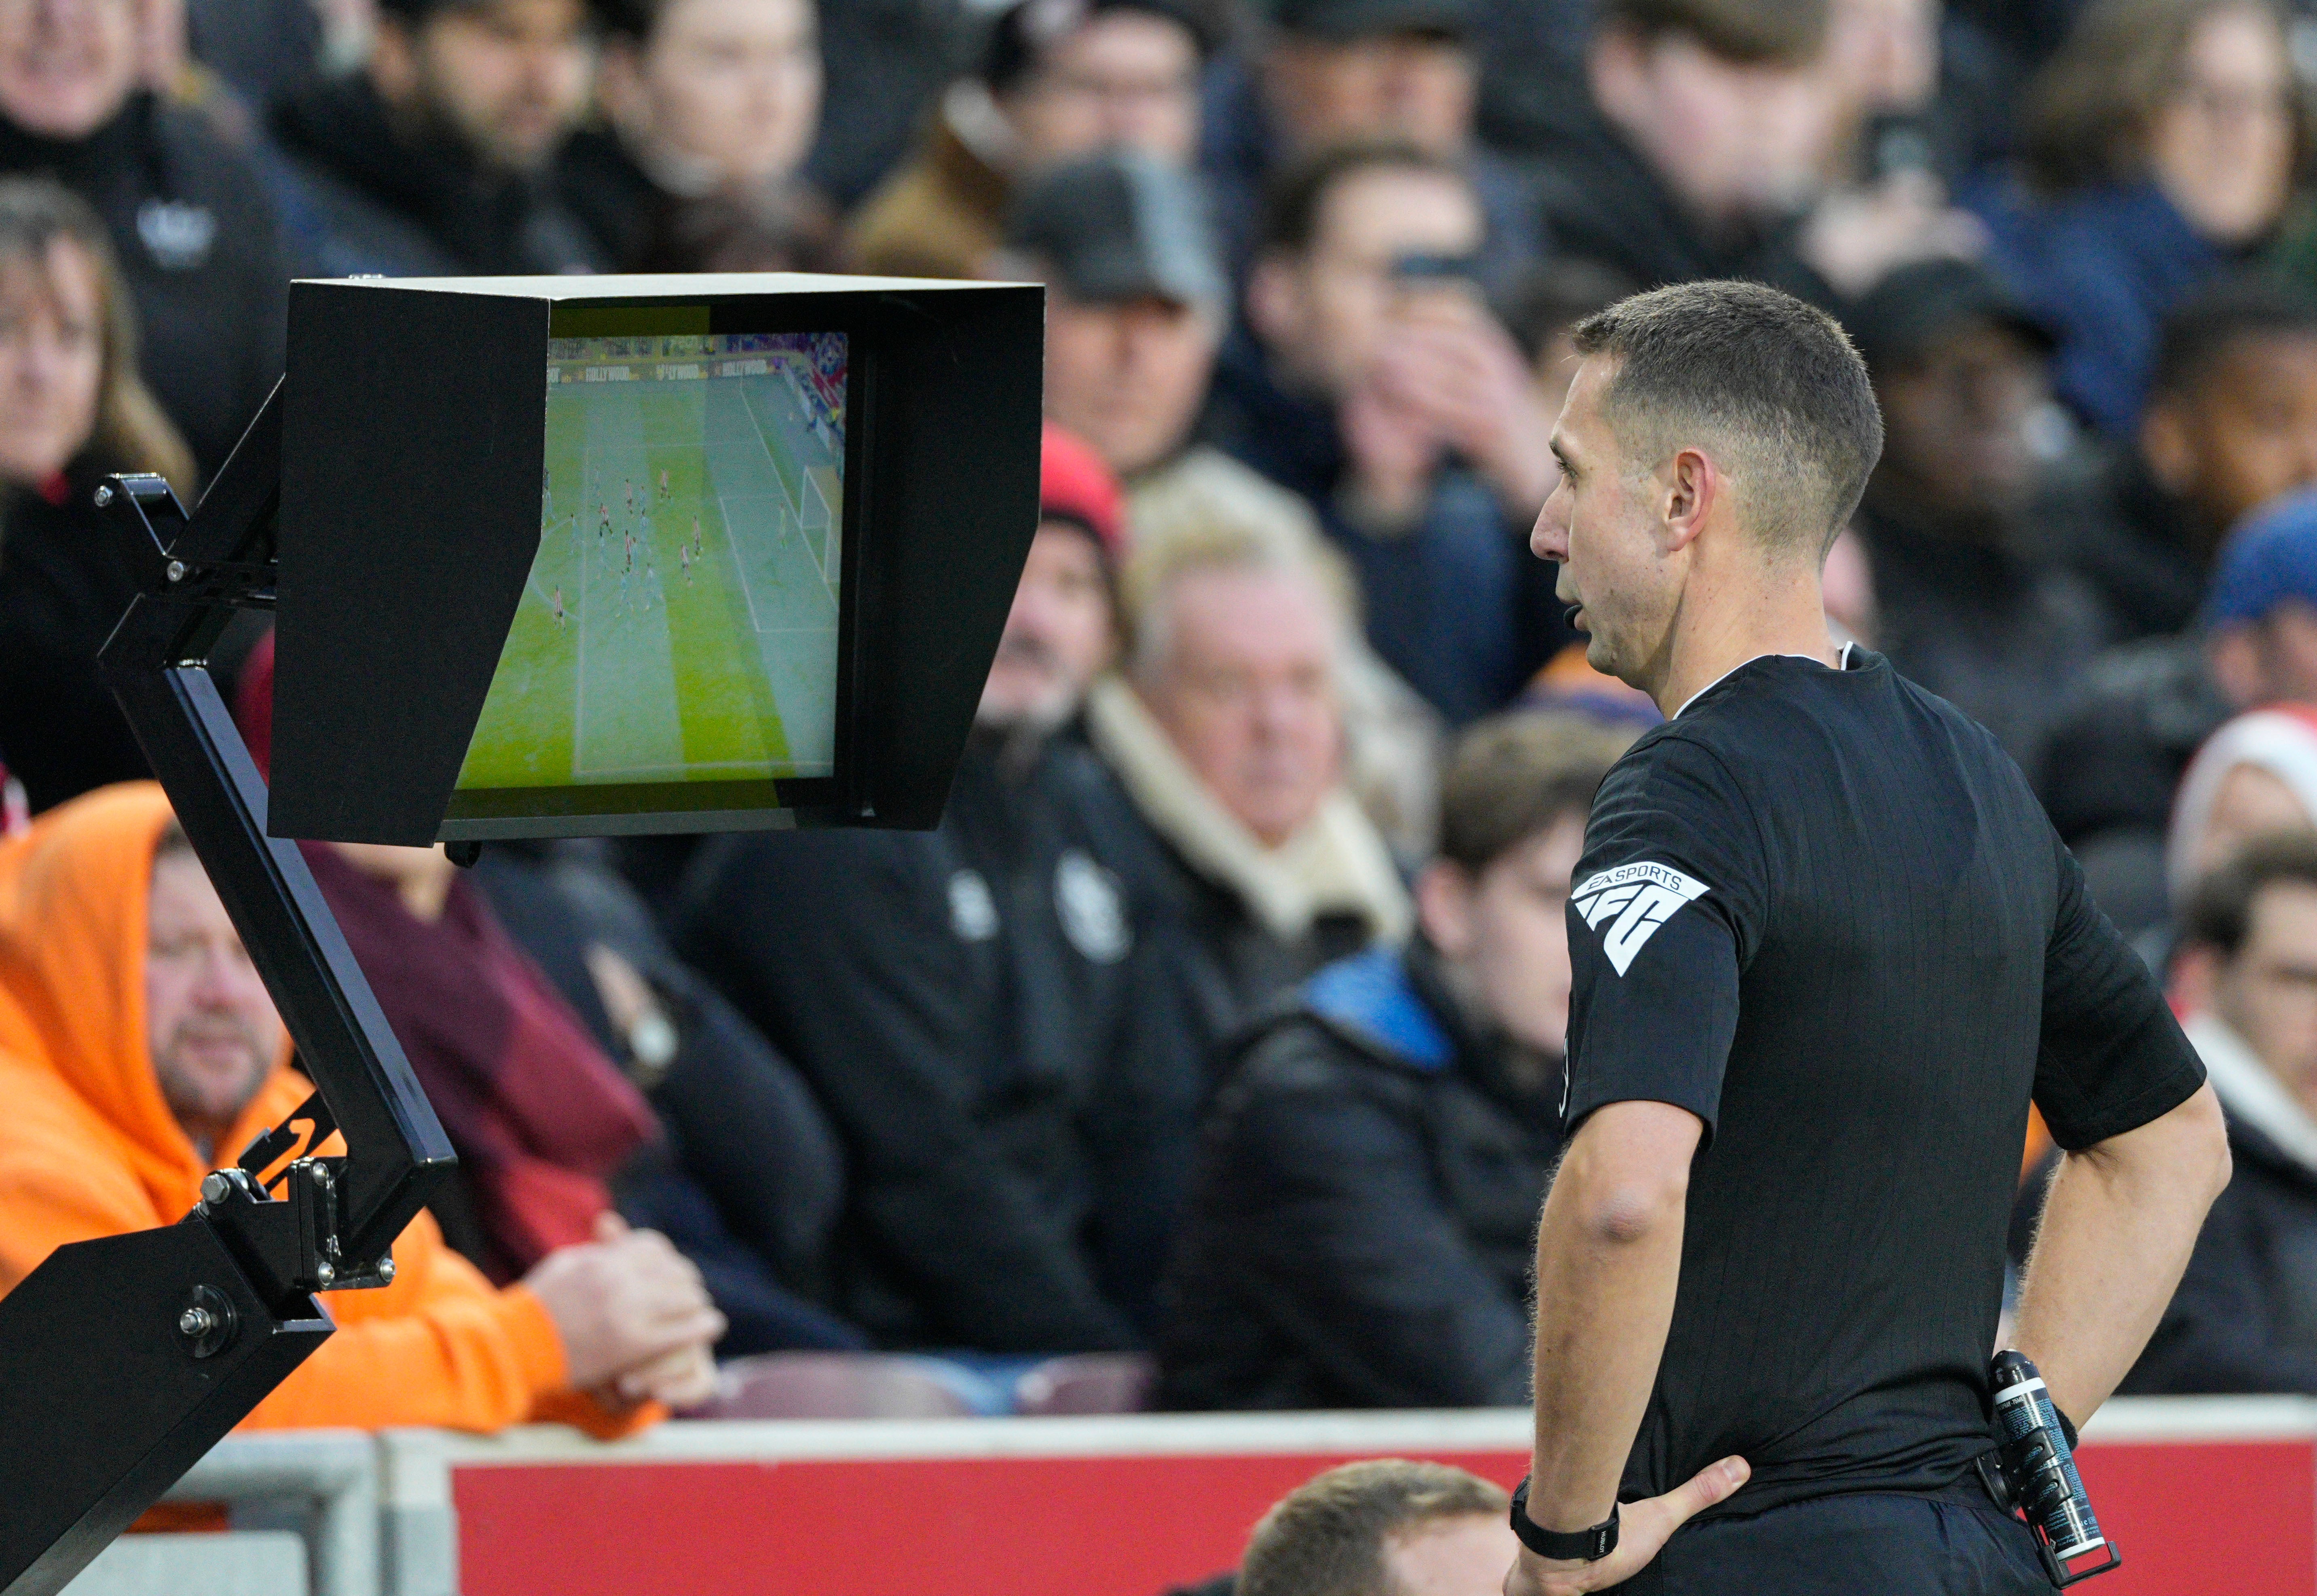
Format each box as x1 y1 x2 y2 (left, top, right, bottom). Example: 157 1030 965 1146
803 0 962 211
2044 489 2317 934
1845 257 2109 784
560 0 835 271
846 0 1212 279
2058 277 2317 642
1200 0 1541 298
0 0 288 480
269 0 606 275
1208 141 1560 724
2125 832 2317 1393
678 426 1205 1353
0 783 723 1429
1001 148 1228 487
2166 708 2317 911
230 633 863 1353
1088 486 1412 1058
1965 0 2302 440
1158 710 1632 1411
1235 1460 1516 1596
1526 0 1839 293
0 178 193 816
1504 255 1637 433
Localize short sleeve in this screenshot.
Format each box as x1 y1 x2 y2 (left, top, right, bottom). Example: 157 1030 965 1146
2035 830 2205 1150
1560 734 1763 1141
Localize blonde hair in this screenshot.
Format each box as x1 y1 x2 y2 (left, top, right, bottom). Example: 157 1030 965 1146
0 177 196 496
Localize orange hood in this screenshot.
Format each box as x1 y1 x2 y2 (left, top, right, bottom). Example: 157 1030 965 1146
0 782 295 1220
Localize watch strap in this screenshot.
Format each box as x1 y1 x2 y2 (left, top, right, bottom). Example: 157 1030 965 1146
1509 1477 1620 1562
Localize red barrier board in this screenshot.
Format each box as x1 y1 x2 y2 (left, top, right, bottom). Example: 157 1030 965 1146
409 1405 2317 1596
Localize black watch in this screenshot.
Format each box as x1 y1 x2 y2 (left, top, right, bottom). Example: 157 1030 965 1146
1509 1476 1620 1562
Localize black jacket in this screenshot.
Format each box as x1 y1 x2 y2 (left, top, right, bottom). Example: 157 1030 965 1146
0 94 288 481
268 76 605 277
675 727 1207 1353
1156 942 1560 1411
2125 1107 2317 1395
1528 104 1830 300
1854 494 2112 789
0 472 148 812
474 843 865 1355
2047 450 2210 643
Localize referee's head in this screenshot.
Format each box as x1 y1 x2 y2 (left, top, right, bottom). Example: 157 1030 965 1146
1531 280 1882 693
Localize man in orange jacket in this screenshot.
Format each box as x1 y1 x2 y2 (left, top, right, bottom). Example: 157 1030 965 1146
0 783 726 1433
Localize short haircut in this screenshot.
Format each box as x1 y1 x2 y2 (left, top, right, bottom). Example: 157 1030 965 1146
2146 273 2317 404
1122 468 1356 678
1257 140 1467 258
1237 1460 1511 1596
1570 280 1884 555
1438 711 1634 874
2021 0 2299 195
1596 0 1828 66
2180 830 2317 958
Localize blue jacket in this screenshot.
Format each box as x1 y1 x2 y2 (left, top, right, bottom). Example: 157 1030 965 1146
1964 176 2224 441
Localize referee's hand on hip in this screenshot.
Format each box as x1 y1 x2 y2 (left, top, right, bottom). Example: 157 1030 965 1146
1503 1456 1750 1596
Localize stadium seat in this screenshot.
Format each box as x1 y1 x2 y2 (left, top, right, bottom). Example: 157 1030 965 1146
1013 1353 1156 1416
691 1353 985 1420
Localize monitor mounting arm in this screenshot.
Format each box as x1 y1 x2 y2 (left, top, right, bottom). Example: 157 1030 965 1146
0 383 457 1596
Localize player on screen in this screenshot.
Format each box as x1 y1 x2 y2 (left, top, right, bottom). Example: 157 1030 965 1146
680 541 692 586
658 468 669 501
625 479 634 516
551 585 565 630
691 516 701 558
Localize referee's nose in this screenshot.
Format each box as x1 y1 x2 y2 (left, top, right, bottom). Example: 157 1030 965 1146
1531 477 1572 565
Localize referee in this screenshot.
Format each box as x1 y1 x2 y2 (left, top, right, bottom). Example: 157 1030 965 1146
1503 282 2234 1595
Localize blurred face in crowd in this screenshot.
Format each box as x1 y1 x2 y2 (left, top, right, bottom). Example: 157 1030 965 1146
147 848 283 1158
1824 0 1937 119
1419 811 1587 1059
0 231 101 486
979 522 1116 731
1533 355 1689 688
600 0 820 189
2143 333 2317 552
2148 4 2296 247
0 0 138 140
2196 879 2317 1111
2188 763 2315 890
1044 288 1218 476
373 0 596 175
1247 163 1482 399
1382 1512 1523 1596
1136 562 1343 846
1871 319 2048 527
2209 601 2317 710
332 841 459 922
1589 26 1833 225
1262 28 1474 159
1003 8 1201 170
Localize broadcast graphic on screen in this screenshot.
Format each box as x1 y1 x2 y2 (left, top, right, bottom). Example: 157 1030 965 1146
457 326 846 793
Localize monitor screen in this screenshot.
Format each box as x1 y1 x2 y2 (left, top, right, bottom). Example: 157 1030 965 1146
454 325 848 799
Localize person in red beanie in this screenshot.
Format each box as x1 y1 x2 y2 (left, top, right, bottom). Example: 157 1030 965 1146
677 422 1209 1359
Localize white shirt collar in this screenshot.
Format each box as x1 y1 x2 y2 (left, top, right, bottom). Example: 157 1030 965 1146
2184 1010 2317 1175
1673 642 1855 719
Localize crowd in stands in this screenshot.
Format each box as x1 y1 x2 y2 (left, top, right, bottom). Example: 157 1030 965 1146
13 0 2317 1519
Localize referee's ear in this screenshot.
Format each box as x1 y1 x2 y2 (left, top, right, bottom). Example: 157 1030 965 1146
1659 445 1724 554
1415 858 1477 960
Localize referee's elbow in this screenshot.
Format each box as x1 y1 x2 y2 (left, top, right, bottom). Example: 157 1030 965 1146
1578 1171 1690 1247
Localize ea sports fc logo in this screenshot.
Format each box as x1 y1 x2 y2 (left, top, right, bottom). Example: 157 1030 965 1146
1572 862 1711 976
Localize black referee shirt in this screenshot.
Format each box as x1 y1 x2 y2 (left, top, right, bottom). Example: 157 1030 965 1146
1562 648 2205 1522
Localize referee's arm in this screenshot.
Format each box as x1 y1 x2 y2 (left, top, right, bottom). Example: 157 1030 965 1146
1508 1100 1748 1596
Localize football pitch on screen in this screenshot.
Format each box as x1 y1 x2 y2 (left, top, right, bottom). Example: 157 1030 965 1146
459 361 843 790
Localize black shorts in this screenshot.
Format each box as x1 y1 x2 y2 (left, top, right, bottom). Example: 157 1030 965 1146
1605 1486 2052 1596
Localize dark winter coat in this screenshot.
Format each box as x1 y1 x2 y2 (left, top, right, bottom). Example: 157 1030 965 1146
0 472 149 813
0 93 289 481
1156 941 1560 1411
267 75 605 278
675 726 1208 1353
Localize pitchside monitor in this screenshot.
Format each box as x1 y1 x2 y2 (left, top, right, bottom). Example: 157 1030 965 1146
270 275 1043 845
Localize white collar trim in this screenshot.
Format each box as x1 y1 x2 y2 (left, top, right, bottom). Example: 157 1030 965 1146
1674 642 1854 719
2184 1010 2317 1175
